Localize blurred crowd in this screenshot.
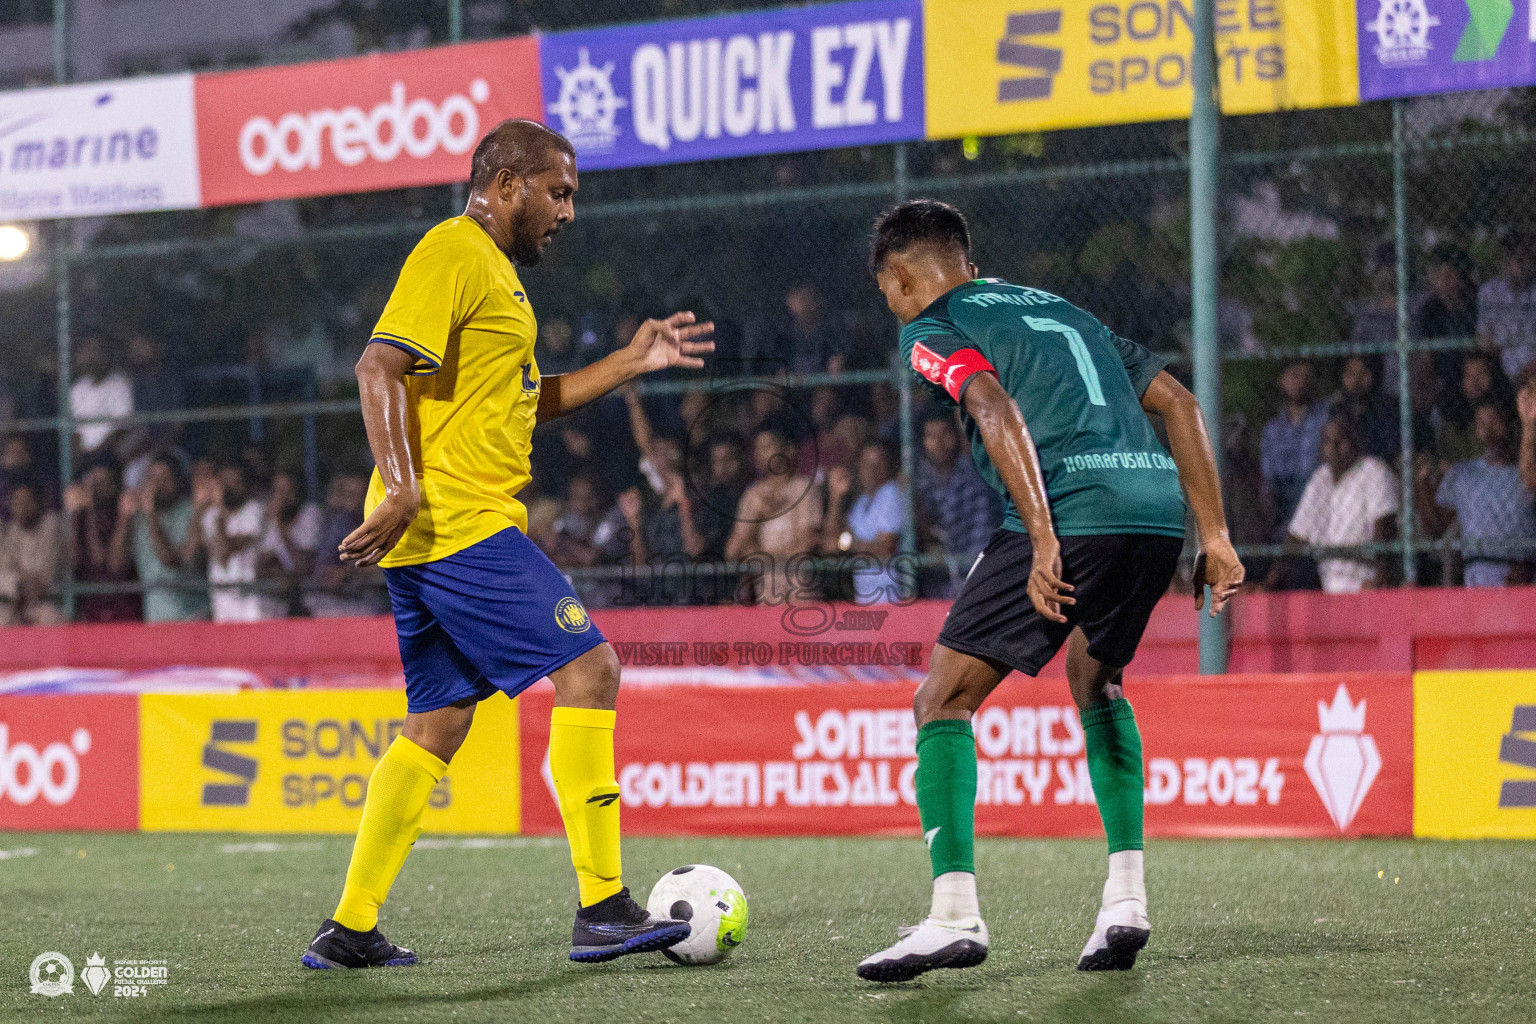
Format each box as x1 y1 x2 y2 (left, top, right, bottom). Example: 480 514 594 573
2 251 1536 625
1231 234 1536 592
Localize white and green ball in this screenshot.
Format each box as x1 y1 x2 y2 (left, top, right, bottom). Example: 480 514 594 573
646 864 748 965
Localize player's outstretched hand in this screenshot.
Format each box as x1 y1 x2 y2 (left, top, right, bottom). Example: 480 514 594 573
628 311 716 373
1027 540 1074 624
1194 536 1245 617
339 490 420 567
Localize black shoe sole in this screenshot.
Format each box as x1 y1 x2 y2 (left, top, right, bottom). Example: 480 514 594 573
856 939 988 983
1076 926 1150 971
570 921 692 964
300 950 418 969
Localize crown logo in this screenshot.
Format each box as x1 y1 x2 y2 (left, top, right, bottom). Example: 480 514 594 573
80 952 111 996
1304 684 1380 830
1317 684 1367 734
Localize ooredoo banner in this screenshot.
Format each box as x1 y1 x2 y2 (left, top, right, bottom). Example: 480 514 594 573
138 690 519 833
519 673 1413 838
0 74 200 219
194 36 543 207
0 695 138 830
539 0 925 170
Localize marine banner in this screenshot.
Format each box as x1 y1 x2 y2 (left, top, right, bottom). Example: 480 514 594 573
923 0 1360 139
539 0 925 170
138 690 519 833
1414 670 1536 838
0 73 201 219
0 695 139 831
519 672 1413 838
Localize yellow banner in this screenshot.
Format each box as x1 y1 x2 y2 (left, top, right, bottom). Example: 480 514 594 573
140 690 519 833
924 0 1359 139
1415 671 1536 839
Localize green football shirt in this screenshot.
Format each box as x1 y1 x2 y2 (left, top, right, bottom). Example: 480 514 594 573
899 278 1186 538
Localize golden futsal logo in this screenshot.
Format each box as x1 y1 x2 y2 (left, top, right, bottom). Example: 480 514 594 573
555 596 591 633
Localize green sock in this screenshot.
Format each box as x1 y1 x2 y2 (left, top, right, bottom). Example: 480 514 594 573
1082 698 1145 854
915 719 976 877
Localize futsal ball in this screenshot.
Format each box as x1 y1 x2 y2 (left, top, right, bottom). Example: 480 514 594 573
646 864 749 965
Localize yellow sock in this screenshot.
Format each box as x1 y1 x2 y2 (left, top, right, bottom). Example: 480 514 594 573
333 735 447 931
549 707 624 907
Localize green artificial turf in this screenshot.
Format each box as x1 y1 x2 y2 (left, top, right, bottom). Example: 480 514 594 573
1 833 1532 1022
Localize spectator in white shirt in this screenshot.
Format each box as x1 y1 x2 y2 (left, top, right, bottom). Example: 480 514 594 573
70 335 133 456
1278 414 1400 594
199 461 272 622
1477 233 1536 381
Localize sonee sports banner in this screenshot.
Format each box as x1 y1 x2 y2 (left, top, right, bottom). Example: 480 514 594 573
517 673 1414 839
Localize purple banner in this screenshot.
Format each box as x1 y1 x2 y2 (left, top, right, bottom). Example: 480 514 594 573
1358 0 1536 101
540 0 923 170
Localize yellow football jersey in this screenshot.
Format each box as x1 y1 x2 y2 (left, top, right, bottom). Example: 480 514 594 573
364 216 539 567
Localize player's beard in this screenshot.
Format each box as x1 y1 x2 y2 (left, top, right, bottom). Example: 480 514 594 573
509 207 548 266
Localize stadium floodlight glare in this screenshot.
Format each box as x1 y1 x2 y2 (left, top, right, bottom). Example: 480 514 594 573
0 225 31 260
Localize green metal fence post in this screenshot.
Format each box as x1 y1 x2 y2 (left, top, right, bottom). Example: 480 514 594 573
449 0 466 214
53 0 67 83
1191 0 1227 674
54 0 72 618
893 142 917 556
1392 99 1416 585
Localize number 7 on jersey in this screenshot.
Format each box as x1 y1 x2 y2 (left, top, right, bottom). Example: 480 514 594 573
1025 316 1106 406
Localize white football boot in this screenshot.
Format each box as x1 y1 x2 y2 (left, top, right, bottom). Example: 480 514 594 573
857 916 989 983
1077 850 1150 971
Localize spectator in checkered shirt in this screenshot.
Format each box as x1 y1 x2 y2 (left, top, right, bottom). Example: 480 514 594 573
1422 400 1535 586
1275 413 1399 594
916 411 1001 561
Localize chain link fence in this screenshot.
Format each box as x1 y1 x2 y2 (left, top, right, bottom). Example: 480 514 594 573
0 1 1533 627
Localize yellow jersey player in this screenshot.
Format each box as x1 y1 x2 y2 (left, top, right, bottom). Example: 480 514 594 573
302 120 714 970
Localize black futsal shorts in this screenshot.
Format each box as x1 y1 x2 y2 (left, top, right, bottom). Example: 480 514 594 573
937 528 1183 676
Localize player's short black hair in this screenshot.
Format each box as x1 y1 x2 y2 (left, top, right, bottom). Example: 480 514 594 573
870 199 971 275
469 119 576 192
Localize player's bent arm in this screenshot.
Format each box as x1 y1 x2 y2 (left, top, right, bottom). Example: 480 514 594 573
538 312 715 424
341 343 420 567
1140 370 1245 612
961 374 1054 549
960 372 1073 623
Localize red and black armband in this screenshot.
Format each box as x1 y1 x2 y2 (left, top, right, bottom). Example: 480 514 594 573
911 342 996 402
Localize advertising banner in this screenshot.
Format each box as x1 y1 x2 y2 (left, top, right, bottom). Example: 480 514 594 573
1358 0 1536 100
923 0 1359 139
1414 670 1536 838
194 36 543 207
539 0 924 170
0 695 138 830
138 690 519 833
520 673 1412 839
0 73 200 220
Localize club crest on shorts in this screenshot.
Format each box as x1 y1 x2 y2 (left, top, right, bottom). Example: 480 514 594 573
555 596 591 633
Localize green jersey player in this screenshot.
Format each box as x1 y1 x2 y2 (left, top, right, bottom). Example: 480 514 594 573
857 200 1244 982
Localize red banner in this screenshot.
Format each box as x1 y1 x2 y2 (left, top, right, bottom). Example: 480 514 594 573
194 37 543 207
0 695 138 830
518 673 1412 839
